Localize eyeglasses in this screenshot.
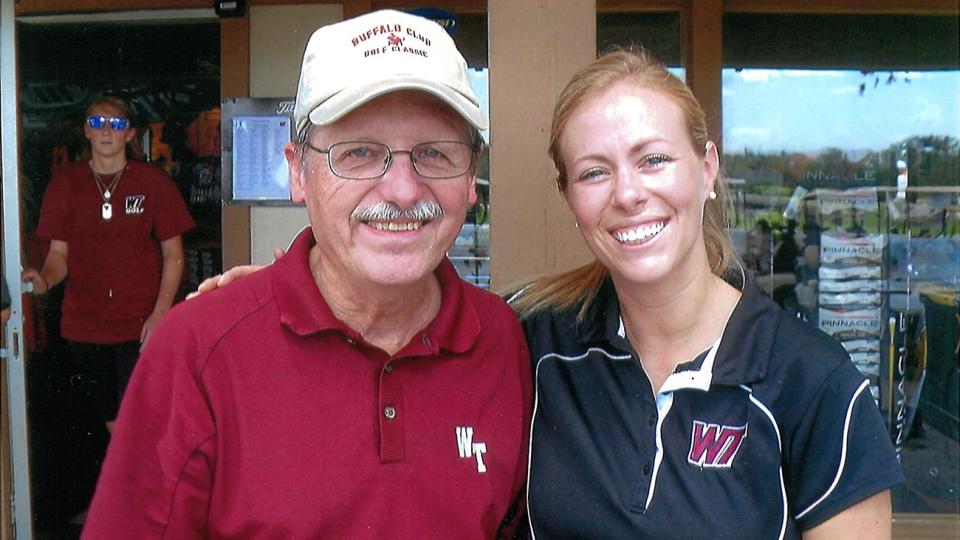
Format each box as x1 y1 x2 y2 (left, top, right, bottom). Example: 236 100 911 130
87 115 129 131
305 141 476 180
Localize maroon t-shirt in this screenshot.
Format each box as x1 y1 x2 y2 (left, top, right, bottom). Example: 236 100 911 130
83 229 533 538
36 160 195 343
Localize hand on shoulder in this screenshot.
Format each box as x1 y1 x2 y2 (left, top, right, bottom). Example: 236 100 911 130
186 248 285 300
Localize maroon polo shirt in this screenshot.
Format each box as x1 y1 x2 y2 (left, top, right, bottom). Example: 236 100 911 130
36 161 195 343
83 228 532 539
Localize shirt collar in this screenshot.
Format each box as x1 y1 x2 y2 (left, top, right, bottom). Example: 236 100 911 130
271 228 480 356
708 274 774 386
581 266 773 390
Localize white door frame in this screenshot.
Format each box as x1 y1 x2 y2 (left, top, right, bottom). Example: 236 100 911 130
2 0 33 536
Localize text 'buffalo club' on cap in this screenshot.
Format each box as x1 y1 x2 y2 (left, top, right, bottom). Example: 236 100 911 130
293 9 488 134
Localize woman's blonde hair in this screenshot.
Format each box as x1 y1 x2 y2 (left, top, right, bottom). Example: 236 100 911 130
81 96 145 161
510 48 735 319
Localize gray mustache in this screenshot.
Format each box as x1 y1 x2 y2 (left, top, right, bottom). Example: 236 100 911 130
351 201 444 222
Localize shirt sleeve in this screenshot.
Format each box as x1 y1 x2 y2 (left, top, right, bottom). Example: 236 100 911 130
152 169 195 241
35 173 73 242
82 312 215 538
786 360 904 530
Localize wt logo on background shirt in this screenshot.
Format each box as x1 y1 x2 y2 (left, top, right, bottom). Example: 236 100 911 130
125 195 146 215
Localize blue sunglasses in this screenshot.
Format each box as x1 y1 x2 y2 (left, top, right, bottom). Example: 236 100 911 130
87 115 129 131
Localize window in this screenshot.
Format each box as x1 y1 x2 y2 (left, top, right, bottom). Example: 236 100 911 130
723 12 960 516
445 12 491 288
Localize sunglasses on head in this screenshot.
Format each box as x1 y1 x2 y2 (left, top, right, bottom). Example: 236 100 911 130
87 115 129 131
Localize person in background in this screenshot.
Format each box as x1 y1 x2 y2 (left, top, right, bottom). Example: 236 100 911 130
82 10 530 538
21 95 194 436
746 217 773 273
512 48 902 538
793 223 822 323
772 219 801 274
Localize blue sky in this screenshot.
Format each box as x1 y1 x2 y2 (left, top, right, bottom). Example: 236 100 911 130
468 67 960 156
722 69 960 154
468 69 490 142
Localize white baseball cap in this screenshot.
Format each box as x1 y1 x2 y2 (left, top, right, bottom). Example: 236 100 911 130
293 9 487 134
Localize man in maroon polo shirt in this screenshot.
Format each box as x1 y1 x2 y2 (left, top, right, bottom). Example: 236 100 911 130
82 10 531 539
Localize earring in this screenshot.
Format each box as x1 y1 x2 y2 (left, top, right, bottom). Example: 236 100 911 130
575 222 580 229
708 191 717 200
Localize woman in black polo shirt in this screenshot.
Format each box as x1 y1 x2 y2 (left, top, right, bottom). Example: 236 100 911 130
512 49 902 539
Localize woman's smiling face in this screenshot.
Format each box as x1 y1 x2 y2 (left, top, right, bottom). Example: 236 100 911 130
559 80 719 289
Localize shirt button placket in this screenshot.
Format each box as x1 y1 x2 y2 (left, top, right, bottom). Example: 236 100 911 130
630 390 659 513
379 358 404 463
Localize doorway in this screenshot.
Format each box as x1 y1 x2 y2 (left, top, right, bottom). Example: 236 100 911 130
15 11 220 537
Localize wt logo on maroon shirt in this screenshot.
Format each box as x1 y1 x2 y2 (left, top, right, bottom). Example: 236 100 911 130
687 421 748 468
125 195 145 215
456 426 488 473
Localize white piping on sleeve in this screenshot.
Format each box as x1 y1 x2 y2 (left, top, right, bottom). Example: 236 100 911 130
795 379 870 520
534 349 634 365
526 358 542 539
742 384 789 540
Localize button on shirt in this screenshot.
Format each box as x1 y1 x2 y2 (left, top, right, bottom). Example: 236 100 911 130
523 276 903 539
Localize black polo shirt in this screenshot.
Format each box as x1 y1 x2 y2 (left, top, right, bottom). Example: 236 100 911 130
522 274 903 539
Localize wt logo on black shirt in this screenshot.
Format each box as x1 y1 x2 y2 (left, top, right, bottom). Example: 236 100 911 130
687 421 748 468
